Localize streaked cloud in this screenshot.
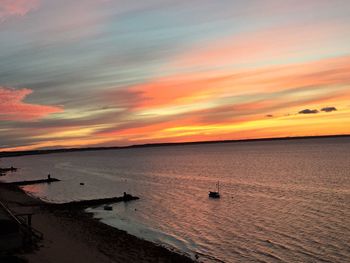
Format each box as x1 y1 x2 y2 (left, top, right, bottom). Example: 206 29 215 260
0 0 39 20
122 55 350 116
0 87 62 121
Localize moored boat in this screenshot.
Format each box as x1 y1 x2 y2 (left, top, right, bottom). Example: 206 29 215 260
209 181 221 198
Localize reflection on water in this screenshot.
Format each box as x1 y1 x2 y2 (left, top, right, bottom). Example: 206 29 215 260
1 138 350 262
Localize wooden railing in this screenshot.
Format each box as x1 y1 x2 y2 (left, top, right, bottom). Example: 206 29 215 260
0 201 43 245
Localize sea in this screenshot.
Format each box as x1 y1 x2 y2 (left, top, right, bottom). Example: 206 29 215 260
1 137 349 262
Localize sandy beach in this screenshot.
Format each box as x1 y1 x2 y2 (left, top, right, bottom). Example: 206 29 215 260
0 183 194 263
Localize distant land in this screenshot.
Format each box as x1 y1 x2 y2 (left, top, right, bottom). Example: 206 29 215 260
0 134 349 158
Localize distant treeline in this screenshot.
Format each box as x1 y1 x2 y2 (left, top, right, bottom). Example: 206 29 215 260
0 134 349 158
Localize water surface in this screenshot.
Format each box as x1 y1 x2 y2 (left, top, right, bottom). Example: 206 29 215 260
1 138 350 262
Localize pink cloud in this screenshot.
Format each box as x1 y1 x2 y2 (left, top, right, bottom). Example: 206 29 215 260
171 21 348 71
0 0 39 20
0 86 62 121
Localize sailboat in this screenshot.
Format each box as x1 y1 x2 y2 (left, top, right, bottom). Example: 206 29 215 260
209 181 220 198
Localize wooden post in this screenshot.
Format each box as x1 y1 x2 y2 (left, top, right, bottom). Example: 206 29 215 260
28 214 32 228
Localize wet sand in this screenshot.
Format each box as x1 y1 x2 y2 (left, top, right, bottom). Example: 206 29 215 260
0 183 194 263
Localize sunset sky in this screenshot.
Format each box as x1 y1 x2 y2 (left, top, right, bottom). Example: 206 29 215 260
0 0 350 151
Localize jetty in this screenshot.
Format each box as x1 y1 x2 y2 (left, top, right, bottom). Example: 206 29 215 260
0 167 18 176
50 193 139 209
0 167 17 173
8 178 60 186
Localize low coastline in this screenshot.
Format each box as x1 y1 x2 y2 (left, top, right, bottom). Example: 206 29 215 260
1 134 348 158
0 183 195 263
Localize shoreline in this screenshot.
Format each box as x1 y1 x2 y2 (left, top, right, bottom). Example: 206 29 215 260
0 183 195 263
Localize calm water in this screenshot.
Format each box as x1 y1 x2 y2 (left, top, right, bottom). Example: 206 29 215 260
1 138 350 262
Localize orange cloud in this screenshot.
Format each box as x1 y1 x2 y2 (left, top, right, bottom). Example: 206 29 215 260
97 55 350 144
0 0 39 20
126 55 350 113
97 88 350 144
0 87 62 121
129 73 217 109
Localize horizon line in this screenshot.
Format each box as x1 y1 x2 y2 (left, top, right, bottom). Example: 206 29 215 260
1 134 349 158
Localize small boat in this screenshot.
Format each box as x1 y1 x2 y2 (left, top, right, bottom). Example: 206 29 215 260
209 181 221 198
103 205 113 211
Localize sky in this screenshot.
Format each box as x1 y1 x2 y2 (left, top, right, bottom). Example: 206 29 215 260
0 0 350 151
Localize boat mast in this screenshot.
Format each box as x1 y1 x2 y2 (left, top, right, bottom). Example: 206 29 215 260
217 181 220 193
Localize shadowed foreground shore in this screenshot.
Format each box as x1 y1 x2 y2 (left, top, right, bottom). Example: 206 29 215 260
0 183 194 263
